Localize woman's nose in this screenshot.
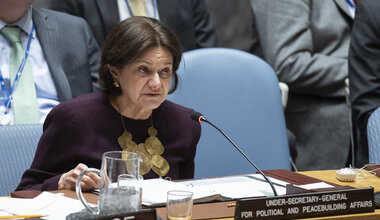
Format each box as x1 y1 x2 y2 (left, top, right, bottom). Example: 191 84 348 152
149 73 161 89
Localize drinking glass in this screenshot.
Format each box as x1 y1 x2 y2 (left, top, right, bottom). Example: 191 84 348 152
167 190 193 220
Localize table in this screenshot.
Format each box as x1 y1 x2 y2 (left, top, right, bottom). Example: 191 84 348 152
300 170 380 192
297 170 380 220
154 170 380 219
10 169 380 219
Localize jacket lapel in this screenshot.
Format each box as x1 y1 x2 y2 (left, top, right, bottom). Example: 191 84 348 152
334 0 354 19
32 8 72 101
96 0 120 34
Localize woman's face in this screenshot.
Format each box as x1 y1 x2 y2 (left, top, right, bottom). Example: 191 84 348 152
112 46 173 112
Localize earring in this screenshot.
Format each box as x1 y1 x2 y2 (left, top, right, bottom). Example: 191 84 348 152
113 78 120 88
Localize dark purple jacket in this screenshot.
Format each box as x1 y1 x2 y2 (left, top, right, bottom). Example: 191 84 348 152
16 91 201 191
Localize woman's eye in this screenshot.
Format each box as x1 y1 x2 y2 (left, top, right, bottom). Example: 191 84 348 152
160 68 171 77
138 66 149 74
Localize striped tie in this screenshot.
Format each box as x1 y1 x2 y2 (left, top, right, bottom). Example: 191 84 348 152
129 0 148 16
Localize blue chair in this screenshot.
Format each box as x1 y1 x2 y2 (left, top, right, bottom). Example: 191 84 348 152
167 48 291 178
0 124 43 196
367 107 380 163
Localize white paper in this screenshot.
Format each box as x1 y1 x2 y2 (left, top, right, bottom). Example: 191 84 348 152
141 174 288 206
180 174 288 198
141 178 218 206
0 192 89 220
295 182 335 190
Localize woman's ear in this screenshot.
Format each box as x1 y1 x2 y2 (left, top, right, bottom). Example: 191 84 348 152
109 67 119 78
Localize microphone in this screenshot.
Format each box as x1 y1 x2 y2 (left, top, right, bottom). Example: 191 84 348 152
191 111 278 196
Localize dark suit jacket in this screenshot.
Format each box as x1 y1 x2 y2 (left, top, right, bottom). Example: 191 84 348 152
32 7 100 101
349 0 380 166
50 0 217 51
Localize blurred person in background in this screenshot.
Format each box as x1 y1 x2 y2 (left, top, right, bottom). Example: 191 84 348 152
250 0 355 170
0 0 100 125
349 0 380 166
50 0 217 51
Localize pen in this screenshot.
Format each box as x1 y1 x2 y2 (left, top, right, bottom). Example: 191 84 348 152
227 202 236 208
0 214 44 219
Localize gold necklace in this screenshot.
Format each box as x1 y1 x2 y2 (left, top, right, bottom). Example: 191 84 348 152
117 108 170 177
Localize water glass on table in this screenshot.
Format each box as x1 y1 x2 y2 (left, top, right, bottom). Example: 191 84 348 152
166 190 193 220
76 151 141 215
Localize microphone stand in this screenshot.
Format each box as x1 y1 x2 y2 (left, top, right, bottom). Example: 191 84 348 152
199 116 278 196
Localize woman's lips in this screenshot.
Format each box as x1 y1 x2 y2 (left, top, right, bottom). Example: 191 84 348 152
144 93 161 97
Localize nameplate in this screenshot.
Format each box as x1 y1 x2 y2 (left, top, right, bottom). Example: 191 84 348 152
234 187 374 219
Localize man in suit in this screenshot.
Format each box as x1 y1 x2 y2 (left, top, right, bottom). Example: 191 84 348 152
349 0 380 166
250 0 353 170
50 0 217 51
0 0 100 125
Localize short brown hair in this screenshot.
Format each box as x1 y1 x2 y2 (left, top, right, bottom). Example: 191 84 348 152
99 16 182 95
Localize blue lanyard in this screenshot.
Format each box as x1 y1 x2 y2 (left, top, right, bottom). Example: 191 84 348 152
125 0 158 19
0 74 7 107
346 0 355 9
0 24 35 115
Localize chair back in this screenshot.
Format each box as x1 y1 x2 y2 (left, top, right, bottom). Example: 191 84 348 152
367 107 380 163
167 48 291 178
0 124 43 196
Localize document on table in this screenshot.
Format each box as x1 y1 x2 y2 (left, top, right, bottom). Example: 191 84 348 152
179 174 288 198
294 182 335 190
141 174 288 207
0 192 88 220
141 178 221 206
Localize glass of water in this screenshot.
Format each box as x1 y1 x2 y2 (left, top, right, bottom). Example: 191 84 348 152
167 190 193 220
76 151 141 215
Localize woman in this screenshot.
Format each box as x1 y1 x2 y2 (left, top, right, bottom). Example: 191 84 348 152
16 16 201 192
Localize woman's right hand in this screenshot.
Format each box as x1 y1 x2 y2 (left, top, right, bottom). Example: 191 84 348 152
58 163 100 191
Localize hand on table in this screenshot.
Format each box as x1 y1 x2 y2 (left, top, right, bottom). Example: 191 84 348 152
58 163 100 191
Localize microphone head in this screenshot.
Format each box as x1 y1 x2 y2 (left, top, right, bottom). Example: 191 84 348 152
190 111 204 123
